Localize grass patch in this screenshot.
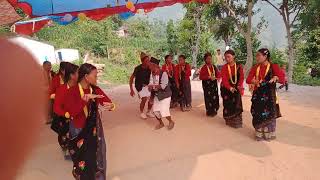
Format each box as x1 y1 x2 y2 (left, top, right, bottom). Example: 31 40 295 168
101 61 134 85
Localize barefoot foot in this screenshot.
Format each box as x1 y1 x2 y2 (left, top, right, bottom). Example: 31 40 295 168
155 123 164 130
168 121 175 130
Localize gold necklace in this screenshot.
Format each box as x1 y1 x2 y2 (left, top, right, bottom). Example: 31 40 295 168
78 83 93 118
228 63 237 85
256 62 270 81
207 64 215 78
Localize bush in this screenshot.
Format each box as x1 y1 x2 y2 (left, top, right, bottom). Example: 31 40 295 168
0 25 10 35
293 28 320 86
293 63 320 86
270 47 286 66
102 60 133 84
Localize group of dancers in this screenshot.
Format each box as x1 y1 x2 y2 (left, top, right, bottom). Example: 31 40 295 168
129 53 196 130
201 48 284 141
129 48 285 141
43 47 284 180
44 62 114 179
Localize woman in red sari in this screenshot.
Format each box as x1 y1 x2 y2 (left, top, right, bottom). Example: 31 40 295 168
199 52 220 117
51 63 79 159
220 50 244 128
247 48 285 141
65 63 115 180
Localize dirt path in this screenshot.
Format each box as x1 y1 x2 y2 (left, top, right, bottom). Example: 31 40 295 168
17 82 320 180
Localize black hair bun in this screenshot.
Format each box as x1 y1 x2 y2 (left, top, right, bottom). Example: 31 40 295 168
258 48 271 58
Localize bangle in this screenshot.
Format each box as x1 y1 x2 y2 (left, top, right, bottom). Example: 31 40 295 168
65 112 70 118
110 103 116 111
50 94 55 99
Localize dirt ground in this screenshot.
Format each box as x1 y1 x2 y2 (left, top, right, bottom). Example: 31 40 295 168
17 81 320 180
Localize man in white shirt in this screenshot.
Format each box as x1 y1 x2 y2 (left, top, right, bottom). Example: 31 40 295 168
215 49 225 70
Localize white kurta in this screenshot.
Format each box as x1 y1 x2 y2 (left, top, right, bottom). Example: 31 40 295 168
151 72 171 118
138 86 151 98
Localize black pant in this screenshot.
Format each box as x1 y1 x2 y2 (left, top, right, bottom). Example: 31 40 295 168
179 80 192 107
169 77 179 104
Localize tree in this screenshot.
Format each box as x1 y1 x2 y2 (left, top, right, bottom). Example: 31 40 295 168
296 0 320 71
290 0 320 84
166 20 178 55
293 29 320 85
299 29 320 69
262 0 307 83
231 32 261 64
299 0 320 31
176 18 195 60
182 2 205 68
126 18 152 39
192 4 204 68
270 47 287 66
218 0 263 75
37 18 118 57
204 1 235 46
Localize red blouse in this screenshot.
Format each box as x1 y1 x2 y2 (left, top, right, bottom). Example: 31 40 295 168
220 64 244 90
162 63 175 77
174 63 191 86
53 84 69 117
64 85 112 128
49 74 64 97
199 64 221 80
246 63 285 85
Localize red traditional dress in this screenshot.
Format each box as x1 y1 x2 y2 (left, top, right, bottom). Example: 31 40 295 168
174 63 192 110
162 63 175 78
51 84 72 155
246 62 285 140
199 64 220 116
64 84 112 179
49 73 64 99
47 73 63 123
220 63 244 128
